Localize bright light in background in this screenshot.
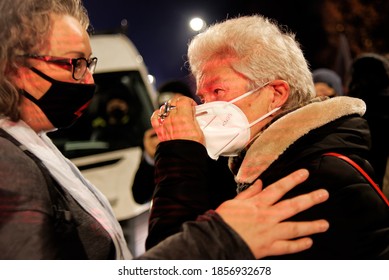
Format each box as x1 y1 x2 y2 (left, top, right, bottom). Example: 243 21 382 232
189 17 206 32
148 74 155 85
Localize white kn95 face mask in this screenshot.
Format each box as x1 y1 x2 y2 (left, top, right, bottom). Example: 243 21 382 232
195 83 280 160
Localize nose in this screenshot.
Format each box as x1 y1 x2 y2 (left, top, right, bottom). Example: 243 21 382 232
81 70 95 84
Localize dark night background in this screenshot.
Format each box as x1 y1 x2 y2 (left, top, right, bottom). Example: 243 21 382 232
82 0 389 88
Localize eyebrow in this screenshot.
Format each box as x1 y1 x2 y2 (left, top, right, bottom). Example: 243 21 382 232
62 50 91 58
198 75 224 92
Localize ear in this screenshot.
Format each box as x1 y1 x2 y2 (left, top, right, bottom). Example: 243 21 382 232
269 79 289 110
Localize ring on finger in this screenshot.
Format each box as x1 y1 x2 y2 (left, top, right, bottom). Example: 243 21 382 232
158 100 176 120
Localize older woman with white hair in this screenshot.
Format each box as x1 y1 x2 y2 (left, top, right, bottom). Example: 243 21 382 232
148 15 389 259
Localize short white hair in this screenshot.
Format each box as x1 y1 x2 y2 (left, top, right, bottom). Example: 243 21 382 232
187 15 315 110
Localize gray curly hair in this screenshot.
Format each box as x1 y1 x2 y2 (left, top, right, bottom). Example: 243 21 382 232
187 15 315 111
0 0 90 121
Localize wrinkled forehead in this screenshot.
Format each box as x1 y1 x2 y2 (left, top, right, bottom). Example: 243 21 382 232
197 58 246 89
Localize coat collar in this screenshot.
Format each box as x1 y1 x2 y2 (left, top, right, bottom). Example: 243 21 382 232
233 96 366 184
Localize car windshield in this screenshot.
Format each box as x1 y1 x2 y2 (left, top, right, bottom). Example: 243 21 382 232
48 71 154 158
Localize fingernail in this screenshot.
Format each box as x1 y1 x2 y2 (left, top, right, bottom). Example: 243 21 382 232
319 220 330 231
304 238 313 247
316 189 329 200
298 169 309 178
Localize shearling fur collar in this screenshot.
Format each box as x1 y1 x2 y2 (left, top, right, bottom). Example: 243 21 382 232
234 96 366 184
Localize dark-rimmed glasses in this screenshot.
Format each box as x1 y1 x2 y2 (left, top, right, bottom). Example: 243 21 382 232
21 54 98 80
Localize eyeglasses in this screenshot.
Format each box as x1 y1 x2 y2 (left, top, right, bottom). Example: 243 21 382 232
21 54 98 80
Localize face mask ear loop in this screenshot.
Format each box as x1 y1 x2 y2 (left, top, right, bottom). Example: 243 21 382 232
227 82 270 104
248 106 281 128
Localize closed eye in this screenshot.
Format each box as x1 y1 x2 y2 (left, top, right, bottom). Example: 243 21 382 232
214 88 222 94
197 88 223 103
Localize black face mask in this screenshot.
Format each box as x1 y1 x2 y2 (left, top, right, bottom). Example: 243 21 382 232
23 67 96 129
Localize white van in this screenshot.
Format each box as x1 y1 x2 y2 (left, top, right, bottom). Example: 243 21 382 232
48 33 157 256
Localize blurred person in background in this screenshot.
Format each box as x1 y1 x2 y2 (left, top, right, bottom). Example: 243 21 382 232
347 53 389 193
90 87 142 149
312 68 343 98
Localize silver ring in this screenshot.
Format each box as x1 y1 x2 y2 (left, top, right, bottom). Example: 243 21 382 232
158 100 176 120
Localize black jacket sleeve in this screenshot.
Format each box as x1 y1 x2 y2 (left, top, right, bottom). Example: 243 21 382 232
138 210 254 260
146 140 212 249
146 140 238 250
